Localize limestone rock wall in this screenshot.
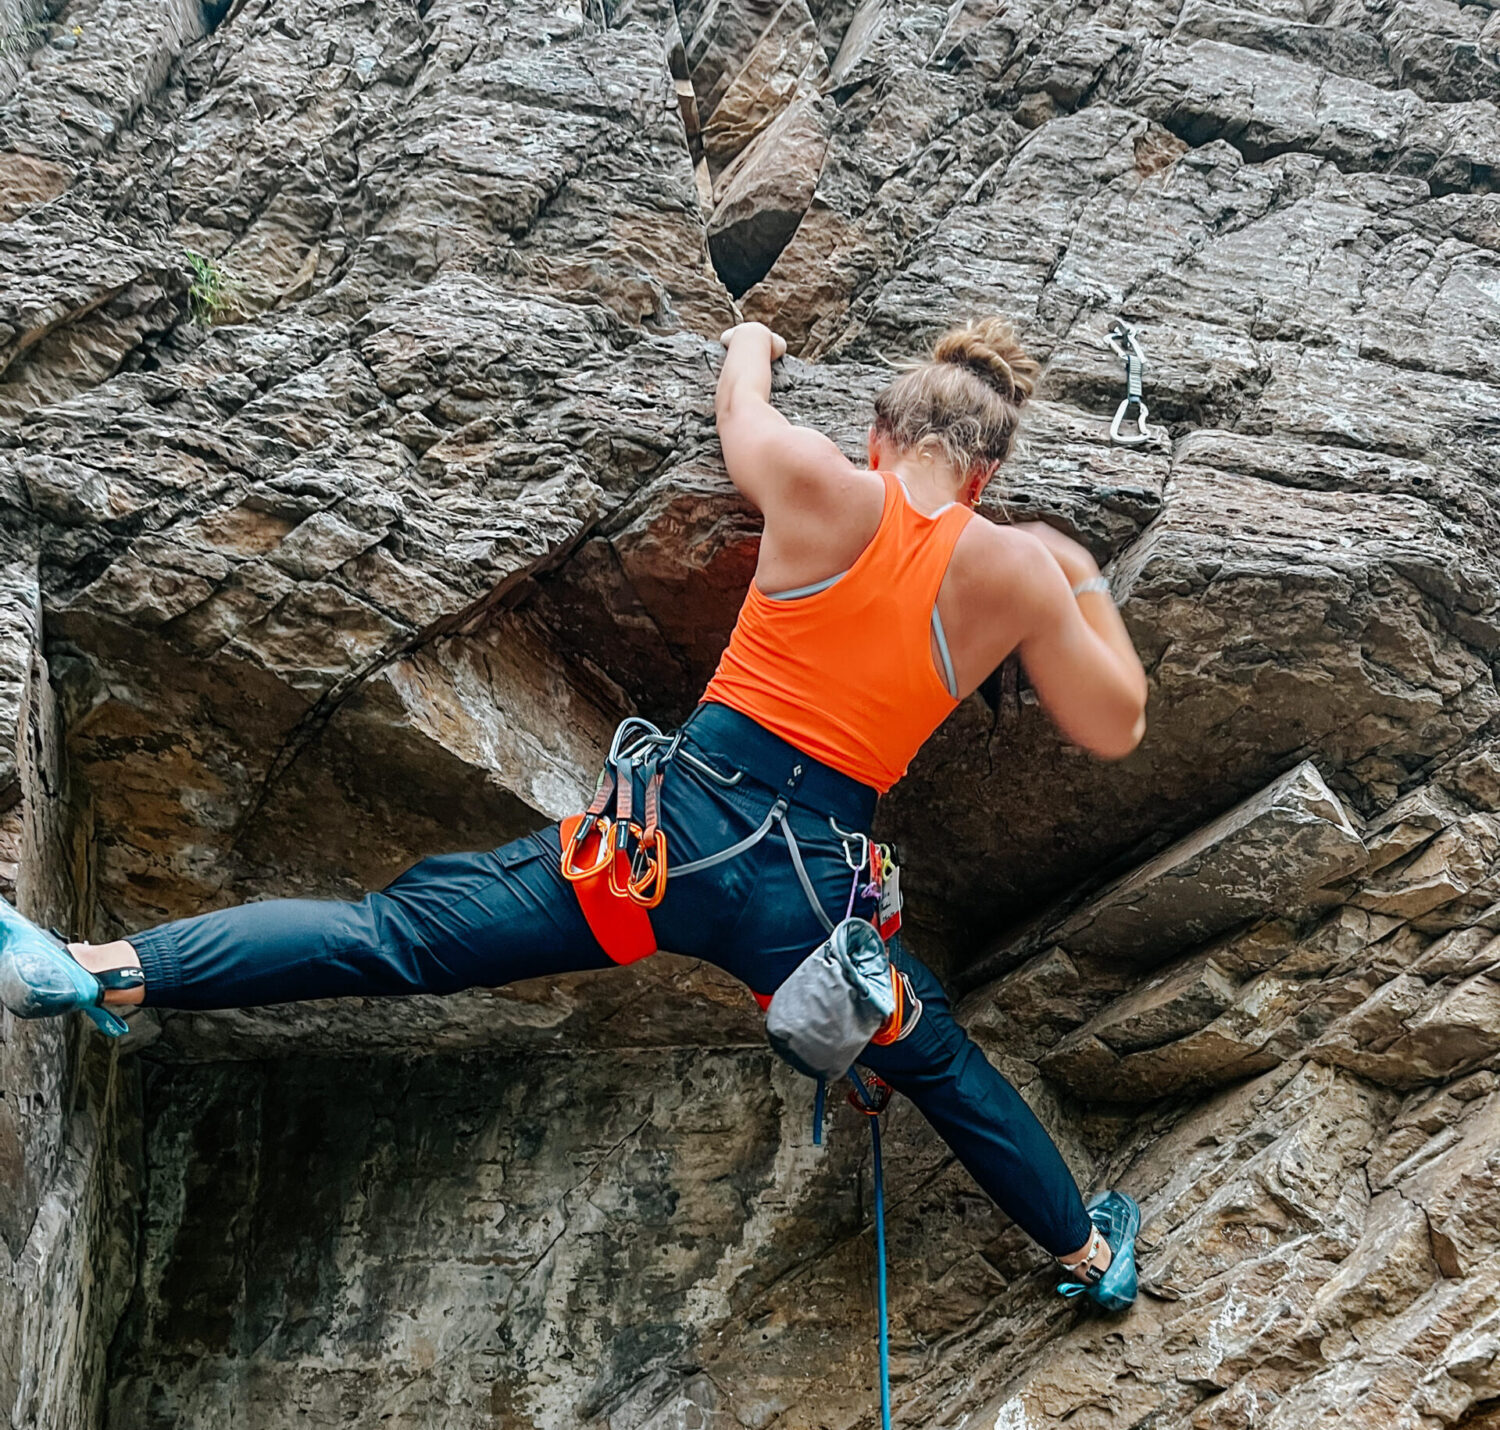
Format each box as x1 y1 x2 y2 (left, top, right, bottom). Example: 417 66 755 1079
0 568 137 1430
2 0 1500 1424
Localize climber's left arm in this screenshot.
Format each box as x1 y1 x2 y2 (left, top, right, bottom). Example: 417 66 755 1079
715 322 859 516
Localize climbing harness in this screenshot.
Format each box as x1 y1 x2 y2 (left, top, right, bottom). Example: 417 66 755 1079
1106 321 1151 446
559 716 919 1022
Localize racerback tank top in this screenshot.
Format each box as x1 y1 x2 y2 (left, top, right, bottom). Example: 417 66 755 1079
701 471 973 794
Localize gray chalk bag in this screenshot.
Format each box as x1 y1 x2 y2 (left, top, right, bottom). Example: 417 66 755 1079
765 917 897 1082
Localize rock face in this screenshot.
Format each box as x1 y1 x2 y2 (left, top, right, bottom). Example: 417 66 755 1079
3 0 1500 1425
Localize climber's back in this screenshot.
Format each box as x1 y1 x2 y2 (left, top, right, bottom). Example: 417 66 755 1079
704 467 980 793
709 317 1149 775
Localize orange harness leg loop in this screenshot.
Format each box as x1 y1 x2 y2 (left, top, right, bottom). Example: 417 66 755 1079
559 814 657 965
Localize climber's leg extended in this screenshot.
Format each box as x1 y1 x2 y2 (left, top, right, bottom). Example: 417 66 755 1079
646 708 1123 1282
854 941 1139 1306
3 825 611 1019
855 940 1096 1260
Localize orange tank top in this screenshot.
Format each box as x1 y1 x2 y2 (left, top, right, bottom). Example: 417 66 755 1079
701 471 973 794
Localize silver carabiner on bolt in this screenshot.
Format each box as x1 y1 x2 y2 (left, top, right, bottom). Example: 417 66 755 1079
1106 320 1151 447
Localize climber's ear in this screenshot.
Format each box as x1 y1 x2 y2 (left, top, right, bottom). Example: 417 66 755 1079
970 458 1000 505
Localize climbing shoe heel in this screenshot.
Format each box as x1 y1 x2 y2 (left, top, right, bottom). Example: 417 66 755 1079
80 1003 132 1038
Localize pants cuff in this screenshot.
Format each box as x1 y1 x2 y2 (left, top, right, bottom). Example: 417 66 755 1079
129 924 184 1006
1057 1203 1097 1258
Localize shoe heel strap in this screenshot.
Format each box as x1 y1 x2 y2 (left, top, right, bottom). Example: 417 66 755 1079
95 966 145 995
1072 1225 1108 1285
82 1004 131 1038
1058 1224 1108 1286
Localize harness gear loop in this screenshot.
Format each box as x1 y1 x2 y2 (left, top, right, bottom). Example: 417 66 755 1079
1106 321 1151 447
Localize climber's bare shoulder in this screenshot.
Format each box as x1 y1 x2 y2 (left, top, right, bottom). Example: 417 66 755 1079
945 517 1076 678
715 403 885 590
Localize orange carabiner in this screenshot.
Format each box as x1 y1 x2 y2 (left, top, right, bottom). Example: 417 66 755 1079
870 970 908 1047
608 822 643 899
627 828 668 909
561 816 614 882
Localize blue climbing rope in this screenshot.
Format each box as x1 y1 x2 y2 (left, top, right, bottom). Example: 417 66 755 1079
848 1072 892 1430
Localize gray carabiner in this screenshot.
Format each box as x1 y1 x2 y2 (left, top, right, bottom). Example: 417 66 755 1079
1110 394 1150 446
1105 321 1143 364
1105 321 1152 447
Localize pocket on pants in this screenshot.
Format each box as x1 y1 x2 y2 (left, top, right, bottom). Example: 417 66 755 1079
491 828 555 871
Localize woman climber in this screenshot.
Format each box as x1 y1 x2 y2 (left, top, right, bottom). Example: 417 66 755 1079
0 316 1148 1311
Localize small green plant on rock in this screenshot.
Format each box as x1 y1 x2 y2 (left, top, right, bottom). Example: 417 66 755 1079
185 249 240 326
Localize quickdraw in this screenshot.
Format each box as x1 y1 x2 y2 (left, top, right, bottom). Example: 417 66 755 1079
560 718 680 964
1106 320 1151 447
562 717 677 906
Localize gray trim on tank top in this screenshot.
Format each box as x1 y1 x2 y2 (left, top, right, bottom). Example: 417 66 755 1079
761 476 964 698
765 570 848 600
931 606 959 698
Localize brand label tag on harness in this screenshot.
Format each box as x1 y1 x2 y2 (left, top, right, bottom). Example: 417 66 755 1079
877 861 902 939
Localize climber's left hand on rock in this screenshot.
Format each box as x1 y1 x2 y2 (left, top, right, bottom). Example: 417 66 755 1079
720 322 787 360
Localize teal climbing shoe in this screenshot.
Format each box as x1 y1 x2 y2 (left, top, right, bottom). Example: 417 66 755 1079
0 895 133 1037
1057 1189 1140 1312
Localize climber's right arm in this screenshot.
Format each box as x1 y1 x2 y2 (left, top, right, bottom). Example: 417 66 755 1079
1002 528 1148 761
715 323 859 517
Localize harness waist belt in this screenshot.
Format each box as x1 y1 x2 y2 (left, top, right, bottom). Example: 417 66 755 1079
681 702 880 830
562 704 882 969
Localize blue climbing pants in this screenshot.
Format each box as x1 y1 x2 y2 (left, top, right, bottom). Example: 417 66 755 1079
130 701 1094 1257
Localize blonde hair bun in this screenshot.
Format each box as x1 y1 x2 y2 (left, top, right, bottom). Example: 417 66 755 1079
932 318 1040 406
871 314 1036 475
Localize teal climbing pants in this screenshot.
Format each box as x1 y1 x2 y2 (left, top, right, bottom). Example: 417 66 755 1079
129 701 1095 1257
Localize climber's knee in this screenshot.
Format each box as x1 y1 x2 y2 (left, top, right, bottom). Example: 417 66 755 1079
349 890 464 997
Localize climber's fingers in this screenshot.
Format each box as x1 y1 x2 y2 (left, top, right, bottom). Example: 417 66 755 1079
720 322 787 360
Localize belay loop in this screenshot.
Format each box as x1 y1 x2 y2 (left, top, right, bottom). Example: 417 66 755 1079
1106 320 1152 447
